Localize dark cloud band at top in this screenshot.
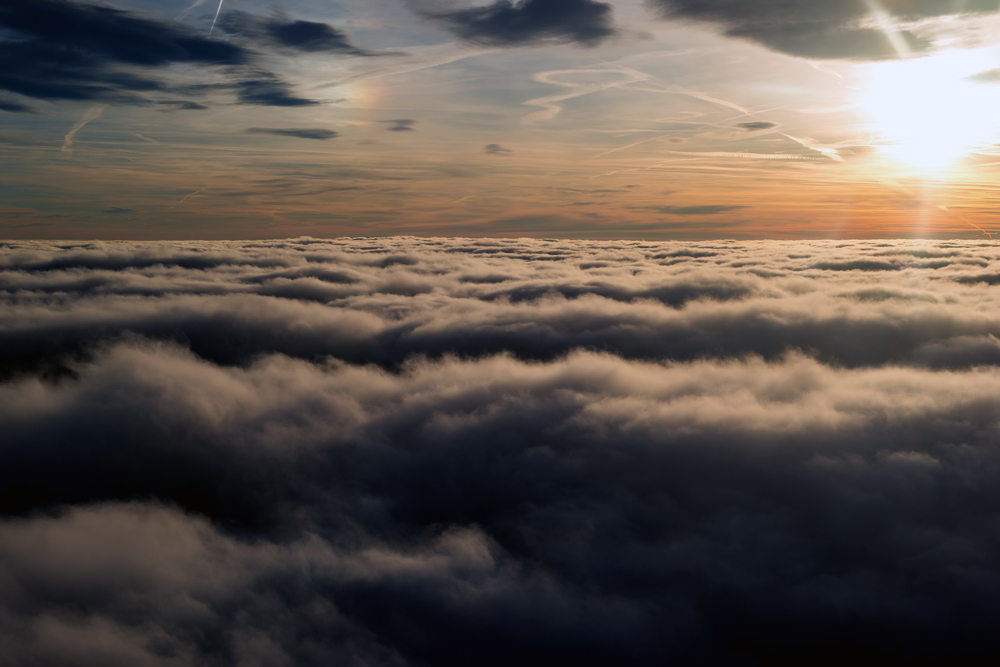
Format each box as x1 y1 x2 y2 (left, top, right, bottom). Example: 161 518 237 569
0 0 244 105
0 0 370 108
649 0 1000 60
217 10 373 55
422 0 617 47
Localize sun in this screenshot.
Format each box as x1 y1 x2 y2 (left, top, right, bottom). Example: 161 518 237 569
860 49 1000 173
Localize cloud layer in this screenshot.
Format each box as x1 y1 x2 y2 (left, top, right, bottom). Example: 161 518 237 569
5 238 1000 663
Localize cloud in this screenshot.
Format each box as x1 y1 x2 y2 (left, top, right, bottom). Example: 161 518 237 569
0 98 34 113
485 143 513 154
648 0 1000 60
101 207 135 215
246 127 340 140
968 68 1000 83
217 10 372 55
734 121 778 132
422 0 617 47
8 239 1000 662
641 204 747 215
383 119 417 132
0 0 245 104
61 104 106 153
0 0 324 107
232 71 319 107
156 100 208 111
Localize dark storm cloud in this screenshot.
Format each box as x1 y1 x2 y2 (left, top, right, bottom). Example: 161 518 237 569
9 239 1000 663
649 0 1000 60
423 0 617 47
246 127 340 140
735 121 777 131
0 0 324 107
217 10 372 55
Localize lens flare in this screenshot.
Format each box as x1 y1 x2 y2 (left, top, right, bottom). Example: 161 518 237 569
860 49 1000 173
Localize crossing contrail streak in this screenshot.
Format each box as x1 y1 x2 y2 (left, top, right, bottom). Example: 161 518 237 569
208 0 224 36
663 150 818 161
175 0 207 21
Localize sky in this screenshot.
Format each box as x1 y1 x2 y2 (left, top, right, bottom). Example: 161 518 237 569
7 237 1000 664
6 0 1000 239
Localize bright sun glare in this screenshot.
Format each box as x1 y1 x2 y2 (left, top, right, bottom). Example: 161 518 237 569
861 49 1000 173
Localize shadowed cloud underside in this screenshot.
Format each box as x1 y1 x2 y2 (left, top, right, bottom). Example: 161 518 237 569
5 238 1000 664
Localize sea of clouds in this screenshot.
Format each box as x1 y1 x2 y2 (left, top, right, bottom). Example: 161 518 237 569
4 237 1000 665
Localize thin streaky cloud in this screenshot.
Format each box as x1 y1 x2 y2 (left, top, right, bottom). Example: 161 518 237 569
61 104 106 153
663 150 819 160
175 0 208 21
522 68 648 124
208 0 225 36
782 134 846 162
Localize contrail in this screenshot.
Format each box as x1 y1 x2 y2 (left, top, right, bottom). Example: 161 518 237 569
522 69 648 125
782 134 846 162
175 0 207 21
589 134 671 160
940 206 994 238
663 150 818 161
62 105 106 153
208 0 224 36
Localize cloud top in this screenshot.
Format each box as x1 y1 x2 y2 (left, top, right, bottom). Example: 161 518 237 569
5 238 1000 663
